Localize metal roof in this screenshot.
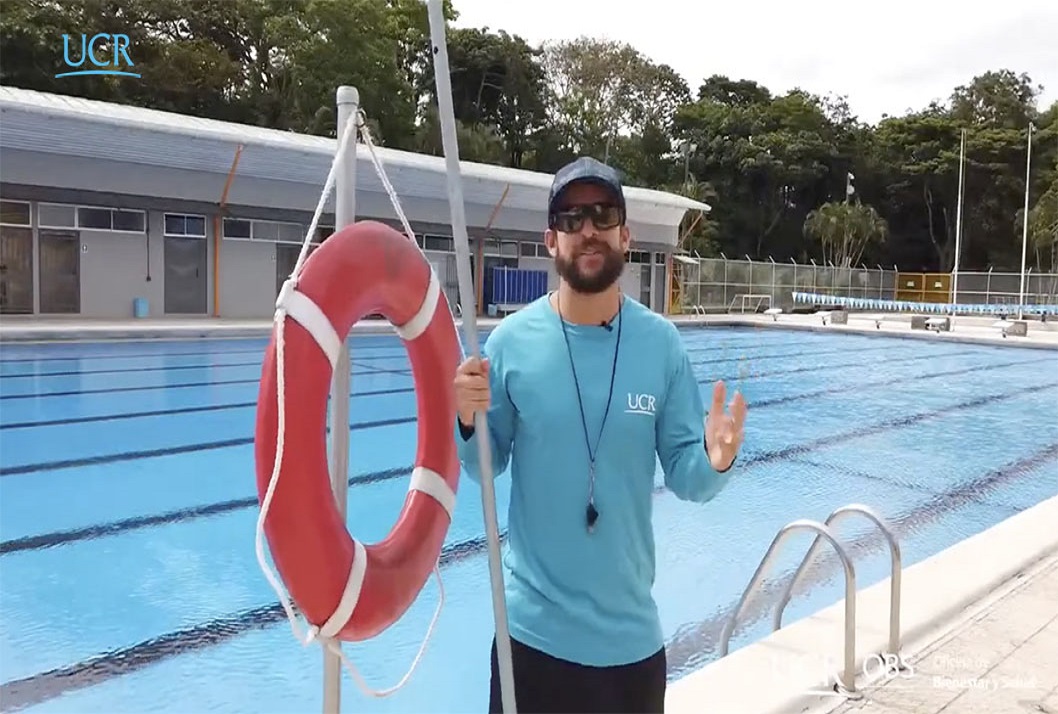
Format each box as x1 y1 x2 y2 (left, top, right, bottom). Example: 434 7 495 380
0 86 709 228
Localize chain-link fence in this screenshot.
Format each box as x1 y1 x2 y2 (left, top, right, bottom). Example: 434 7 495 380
951 270 1058 307
676 256 1058 312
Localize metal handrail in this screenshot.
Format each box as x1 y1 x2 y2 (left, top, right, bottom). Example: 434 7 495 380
718 519 859 693
773 504 902 657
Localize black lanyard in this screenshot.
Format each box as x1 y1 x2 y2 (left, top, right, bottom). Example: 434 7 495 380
557 294 623 533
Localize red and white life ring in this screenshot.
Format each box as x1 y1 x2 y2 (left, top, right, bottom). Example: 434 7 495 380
254 220 462 642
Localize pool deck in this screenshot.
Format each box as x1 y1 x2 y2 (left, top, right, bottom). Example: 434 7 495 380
2 311 1058 350
666 494 1058 714
821 551 1058 714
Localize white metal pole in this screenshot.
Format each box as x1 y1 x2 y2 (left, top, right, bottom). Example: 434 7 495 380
425 3 517 713
952 128 966 313
323 84 359 714
1018 123 1034 320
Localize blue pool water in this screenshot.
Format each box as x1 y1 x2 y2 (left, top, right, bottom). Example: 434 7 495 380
1 325 1056 713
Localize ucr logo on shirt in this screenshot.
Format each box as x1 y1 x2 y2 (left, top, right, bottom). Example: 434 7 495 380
625 393 656 416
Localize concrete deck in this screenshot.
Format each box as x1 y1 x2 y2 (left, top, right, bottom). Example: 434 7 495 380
714 311 1058 351
2 310 1058 350
666 495 1058 714
822 552 1058 714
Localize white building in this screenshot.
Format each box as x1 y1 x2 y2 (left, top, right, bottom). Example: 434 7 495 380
0 86 708 319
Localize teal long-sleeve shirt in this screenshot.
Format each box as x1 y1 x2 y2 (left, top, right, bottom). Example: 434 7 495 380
456 294 734 667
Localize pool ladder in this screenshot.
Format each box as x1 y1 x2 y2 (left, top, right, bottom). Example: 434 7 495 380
717 503 903 698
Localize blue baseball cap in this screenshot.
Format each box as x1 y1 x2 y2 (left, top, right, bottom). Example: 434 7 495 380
547 157 626 225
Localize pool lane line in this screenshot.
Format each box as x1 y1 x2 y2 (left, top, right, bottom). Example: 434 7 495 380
0 415 416 477
0 330 788 375
785 457 1037 515
1 349 1050 477
0 338 439 365
745 353 1055 408
0 465 414 556
0 334 910 385
0 352 416 380
0 327 812 367
4 373 1055 559
0 362 414 403
0 346 1029 431
0 386 418 430
3 441 1054 713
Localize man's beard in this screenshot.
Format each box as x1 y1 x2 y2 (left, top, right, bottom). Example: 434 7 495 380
553 241 625 294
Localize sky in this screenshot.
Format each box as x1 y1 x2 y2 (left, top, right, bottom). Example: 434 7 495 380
449 0 1058 125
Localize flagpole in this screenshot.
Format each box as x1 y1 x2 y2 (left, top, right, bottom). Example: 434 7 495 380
1017 122 1035 320
952 128 967 313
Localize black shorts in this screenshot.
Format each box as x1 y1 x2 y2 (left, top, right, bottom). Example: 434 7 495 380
488 636 667 714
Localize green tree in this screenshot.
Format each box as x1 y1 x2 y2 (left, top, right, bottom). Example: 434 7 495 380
803 201 889 267
416 26 548 168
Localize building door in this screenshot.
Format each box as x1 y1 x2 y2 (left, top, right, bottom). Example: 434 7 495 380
275 243 300 296
164 236 208 314
38 229 80 314
0 226 34 314
639 264 652 307
653 263 666 312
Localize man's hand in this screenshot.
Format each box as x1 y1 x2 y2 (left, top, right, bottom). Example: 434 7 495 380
705 380 747 471
454 356 490 427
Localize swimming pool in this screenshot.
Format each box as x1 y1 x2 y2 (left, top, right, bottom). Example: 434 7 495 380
1 325 1056 713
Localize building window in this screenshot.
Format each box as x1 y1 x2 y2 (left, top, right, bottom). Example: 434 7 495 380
519 242 549 258
277 222 304 244
38 202 145 233
38 203 77 228
252 221 279 242
223 217 309 244
164 213 207 238
0 200 31 226
423 235 453 252
222 218 252 240
627 250 649 264
112 210 146 232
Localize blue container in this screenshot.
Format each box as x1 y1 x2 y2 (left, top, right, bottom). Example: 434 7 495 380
133 297 149 318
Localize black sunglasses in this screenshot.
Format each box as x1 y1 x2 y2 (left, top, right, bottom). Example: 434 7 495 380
550 202 624 233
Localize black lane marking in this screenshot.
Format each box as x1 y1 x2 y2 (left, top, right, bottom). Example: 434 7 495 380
0 334 965 415
747 354 1053 409
0 465 413 556
733 381 1057 468
0 362 414 402
0 333 909 400
0 345 994 472
691 342 893 368
0 327 809 368
0 386 417 431
4 369 1054 559
3 352 1009 554
0 351 413 380
3 440 1053 713
0 343 954 430
0 416 416 477
0 340 433 365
